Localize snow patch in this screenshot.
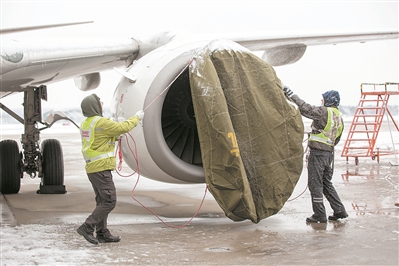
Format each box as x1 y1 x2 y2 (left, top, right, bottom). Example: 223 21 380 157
1 224 101 265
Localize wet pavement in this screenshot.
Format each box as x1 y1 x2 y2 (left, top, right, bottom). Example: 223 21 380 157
1 128 398 265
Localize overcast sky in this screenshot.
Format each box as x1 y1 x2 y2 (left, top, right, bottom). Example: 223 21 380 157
1 0 398 110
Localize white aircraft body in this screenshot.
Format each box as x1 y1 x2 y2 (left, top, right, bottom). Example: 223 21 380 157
0 22 398 193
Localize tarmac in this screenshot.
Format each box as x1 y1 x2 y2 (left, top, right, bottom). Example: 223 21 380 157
1 127 398 265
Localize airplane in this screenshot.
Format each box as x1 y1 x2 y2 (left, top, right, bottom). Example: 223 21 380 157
1 22 398 195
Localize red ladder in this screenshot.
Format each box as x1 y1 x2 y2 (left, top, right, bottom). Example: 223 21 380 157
341 82 399 165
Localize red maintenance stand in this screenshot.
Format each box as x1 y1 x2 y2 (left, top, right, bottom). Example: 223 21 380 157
341 82 399 165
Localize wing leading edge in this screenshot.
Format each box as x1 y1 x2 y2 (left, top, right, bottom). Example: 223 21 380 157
0 21 94 34
234 31 399 50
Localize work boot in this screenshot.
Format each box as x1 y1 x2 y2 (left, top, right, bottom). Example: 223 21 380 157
96 233 121 243
77 224 99 245
328 211 348 221
306 215 327 223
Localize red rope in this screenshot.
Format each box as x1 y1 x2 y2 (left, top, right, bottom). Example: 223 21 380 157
115 58 208 228
287 138 309 202
116 132 208 228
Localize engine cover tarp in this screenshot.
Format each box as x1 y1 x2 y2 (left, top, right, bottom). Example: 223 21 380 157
189 40 304 223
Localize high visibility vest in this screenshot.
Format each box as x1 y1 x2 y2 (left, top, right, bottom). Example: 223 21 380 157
309 107 343 146
80 116 114 164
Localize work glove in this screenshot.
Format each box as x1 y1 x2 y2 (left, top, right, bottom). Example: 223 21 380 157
135 110 145 120
283 85 293 98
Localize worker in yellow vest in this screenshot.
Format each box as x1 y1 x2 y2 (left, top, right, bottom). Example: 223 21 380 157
283 86 348 223
77 94 144 244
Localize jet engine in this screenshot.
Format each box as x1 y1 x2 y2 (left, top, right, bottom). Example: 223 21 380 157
111 39 211 184
111 38 306 184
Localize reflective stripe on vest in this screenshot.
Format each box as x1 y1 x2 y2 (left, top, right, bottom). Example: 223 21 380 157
85 152 114 163
309 108 343 146
81 116 114 163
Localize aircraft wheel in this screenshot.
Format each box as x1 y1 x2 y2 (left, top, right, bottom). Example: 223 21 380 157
0 140 22 194
41 139 64 186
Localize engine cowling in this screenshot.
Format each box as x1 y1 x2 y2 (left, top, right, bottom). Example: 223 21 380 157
74 73 101 91
111 39 210 184
261 44 307 66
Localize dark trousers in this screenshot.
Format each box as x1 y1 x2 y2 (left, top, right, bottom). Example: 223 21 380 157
84 170 116 237
307 149 346 218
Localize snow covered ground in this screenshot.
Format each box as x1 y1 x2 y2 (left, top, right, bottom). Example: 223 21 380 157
1 224 99 265
1 119 398 265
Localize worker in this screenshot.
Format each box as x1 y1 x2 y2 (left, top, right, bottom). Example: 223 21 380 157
283 85 348 223
77 94 144 244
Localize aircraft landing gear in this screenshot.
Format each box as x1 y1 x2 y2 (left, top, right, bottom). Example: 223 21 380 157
0 140 22 194
38 139 66 194
0 85 66 194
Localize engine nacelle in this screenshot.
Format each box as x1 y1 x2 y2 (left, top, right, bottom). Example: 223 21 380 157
74 73 101 91
111 39 210 184
262 44 307 66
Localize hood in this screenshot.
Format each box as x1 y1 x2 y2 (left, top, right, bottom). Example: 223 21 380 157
322 90 340 107
81 94 103 117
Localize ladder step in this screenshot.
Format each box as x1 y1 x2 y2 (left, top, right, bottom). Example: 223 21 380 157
352 122 378 125
355 114 381 117
349 130 375 133
357 107 383 109
360 99 385 102
342 154 372 157
345 147 371 150
343 151 370 154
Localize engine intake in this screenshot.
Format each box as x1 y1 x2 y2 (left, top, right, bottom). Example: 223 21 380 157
111 39 209 184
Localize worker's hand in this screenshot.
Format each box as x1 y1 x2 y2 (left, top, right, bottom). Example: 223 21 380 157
135 110 145 120
283 85 293 98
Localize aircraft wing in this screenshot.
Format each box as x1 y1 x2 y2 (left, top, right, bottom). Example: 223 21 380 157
1 29 398 97
233 31 399 50
233 31 399 66
0 37 140 97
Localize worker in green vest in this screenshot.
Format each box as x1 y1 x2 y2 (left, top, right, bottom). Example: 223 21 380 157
77 94 144 244
283 86 348 223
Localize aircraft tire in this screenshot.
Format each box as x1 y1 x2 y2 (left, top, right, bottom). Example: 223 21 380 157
41 139 64 186
0 140 22 194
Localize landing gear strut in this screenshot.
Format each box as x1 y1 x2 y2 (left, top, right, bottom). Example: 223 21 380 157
0 85 67 194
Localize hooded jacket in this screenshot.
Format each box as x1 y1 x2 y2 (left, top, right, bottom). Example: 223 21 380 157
80 94 140 173
291 94 343 152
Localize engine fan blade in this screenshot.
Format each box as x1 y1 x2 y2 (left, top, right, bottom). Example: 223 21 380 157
161 69 202 166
